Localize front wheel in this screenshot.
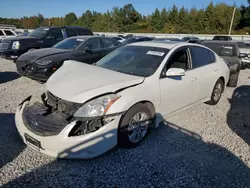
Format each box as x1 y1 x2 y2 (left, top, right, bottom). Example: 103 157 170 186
206 79 224 105
228 72 239 87
118 103 155 148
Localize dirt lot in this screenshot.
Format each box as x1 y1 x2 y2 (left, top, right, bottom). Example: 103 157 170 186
0 58 250 187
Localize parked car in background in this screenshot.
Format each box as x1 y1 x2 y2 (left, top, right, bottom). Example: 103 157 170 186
16 36 121 82
213 35 232 41
111 36 125 43
0 26 93 62
0 29 17 40
153 38 181 42
236 41 250 69
201 41 246 87
117 34 125 39
125 34 134 39
15 42 229 159
123 36 154 45
187 38 201 44
181 36 199 42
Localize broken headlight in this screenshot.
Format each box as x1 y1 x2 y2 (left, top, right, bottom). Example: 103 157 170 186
74 94 120 118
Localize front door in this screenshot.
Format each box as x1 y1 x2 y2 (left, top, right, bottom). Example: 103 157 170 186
159 47 199 116
79 38 103 64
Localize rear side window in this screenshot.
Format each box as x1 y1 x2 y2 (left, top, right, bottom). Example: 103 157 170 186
48 28 63 40
4 30 15 36
190 46 215 68
0 30 4 36
75 28 93 36
65 29 77 37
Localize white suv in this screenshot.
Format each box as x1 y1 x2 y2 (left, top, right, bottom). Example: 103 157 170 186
0 29 17 40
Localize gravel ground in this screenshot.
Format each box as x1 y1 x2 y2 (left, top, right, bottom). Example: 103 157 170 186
0 58 250 188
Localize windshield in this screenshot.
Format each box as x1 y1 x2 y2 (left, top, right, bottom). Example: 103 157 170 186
96 46 169 77
53 38 85 50
202 43 236 57
29 27 49 37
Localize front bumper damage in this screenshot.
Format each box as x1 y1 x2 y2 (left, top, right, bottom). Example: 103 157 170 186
15 92 124 159
16 61 54 81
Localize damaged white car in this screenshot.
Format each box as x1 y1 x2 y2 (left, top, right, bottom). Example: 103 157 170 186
15 42 230 159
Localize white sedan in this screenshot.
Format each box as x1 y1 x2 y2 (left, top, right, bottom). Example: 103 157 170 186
15 42 230 159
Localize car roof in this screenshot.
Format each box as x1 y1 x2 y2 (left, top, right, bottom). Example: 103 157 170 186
128 41 201 49
201 40 237 45
39 26 90 30
67 36 102 40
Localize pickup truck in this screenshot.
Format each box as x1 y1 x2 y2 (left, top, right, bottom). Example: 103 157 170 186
0 26 93 62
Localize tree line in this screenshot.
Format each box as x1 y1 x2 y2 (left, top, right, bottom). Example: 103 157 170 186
1 1 250 34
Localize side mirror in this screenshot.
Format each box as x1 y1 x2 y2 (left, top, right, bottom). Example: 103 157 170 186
47 35 56 40
166 68 185 77
239 53 248 59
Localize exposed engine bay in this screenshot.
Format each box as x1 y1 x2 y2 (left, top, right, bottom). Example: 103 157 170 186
22 90 122 137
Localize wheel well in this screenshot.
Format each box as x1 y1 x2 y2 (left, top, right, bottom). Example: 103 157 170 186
128 101 156 116
26 47 41 52
219 76 225 91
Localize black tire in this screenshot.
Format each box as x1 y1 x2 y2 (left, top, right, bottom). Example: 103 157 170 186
228 72 239 87
206 79 224 105
118 103 155 148
241 62 246 70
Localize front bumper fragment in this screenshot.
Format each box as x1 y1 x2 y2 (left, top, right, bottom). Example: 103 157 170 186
15 101 122 159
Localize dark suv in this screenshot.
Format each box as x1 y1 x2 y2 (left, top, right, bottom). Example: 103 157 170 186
0 26 93 61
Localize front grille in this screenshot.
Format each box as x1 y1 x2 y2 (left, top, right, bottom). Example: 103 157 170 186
22 93 81 136
23 103 69 136
0 42 10 52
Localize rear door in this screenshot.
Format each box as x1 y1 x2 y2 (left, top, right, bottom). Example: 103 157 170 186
189 46 219 100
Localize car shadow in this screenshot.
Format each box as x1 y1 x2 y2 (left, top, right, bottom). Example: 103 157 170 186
2 120 250 187
0 113 26 168
0 72 20 84
227 85 250 146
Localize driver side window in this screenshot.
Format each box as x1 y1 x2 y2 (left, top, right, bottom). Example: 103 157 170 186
167 49 189 70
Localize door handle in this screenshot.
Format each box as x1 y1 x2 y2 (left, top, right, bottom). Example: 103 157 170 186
190 77 197 82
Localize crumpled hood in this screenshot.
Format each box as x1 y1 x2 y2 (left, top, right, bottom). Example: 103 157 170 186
17 48 71 62
47 60 144 103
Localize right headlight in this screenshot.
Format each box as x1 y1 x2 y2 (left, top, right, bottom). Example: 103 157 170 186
36 59 53 65
12 41 20 49
229 64 238 71
74 94 120 118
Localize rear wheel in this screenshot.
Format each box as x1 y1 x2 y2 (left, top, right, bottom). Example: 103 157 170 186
228 71 239 87
118 103 155 148
206 79 224 105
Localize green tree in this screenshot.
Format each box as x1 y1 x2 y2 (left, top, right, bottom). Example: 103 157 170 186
178 6 188 33
64 12 78 26
168 5 179 33
204 2 215 33
79 10 93 28
151 8 163 32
